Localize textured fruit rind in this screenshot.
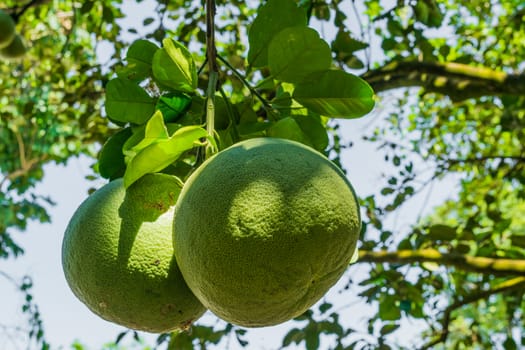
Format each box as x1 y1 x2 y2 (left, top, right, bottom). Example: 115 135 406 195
0 10 15 49
174 137 361 327
62 174 206 333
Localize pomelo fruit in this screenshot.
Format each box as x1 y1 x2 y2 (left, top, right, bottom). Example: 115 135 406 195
0 34 26 59
173 137 360 327
0 10 15 49
62 174 206 333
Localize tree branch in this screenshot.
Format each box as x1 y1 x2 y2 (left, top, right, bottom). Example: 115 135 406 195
9 0 49 22
357 249 525 276
362 61 525 101
419 276 525 349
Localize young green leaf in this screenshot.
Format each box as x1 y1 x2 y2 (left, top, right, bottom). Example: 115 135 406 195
293 70 375 118
105 78 156 124
247 0 307 68
123 125 208 187
152 38 197 94
268 26 332 83
123 110 169 161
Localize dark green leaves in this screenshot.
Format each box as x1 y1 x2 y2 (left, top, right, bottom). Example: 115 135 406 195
156 93 192 122
268 27 332 83
98 128 132 180
117 39 158 82
427 224 457 241
105 78 156 124
293 70 375 118
248 2 375 121
247 0 307 67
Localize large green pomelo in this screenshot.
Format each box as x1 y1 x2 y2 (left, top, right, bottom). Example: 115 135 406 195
0 10 15 49
174 137 360 327
62 174 206 333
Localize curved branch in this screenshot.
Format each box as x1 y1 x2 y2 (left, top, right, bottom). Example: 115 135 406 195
419 276 525 349
362 61 525 101
357 249 525 276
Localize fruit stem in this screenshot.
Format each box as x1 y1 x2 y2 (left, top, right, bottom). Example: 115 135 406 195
205 0 218 158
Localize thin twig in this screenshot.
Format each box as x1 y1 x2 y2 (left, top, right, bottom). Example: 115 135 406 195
203 0 218 158
216 54 273 112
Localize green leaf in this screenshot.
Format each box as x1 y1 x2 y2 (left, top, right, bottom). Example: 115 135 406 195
152 38 197 93
123 125 207 187
292 114 329 151
117 39 158 82
282 328 304 347
267 114 328 151
247 0 307 67
318 302 333 314
293 70 375 118
123 111 170 162
268 26 332 83
414 1 430 25
104 78 156 124
304 326 320 350
332 30 368 54
427 224 457 241
156 92 192 123
503 337 518 350
380 323 400 336
168 331 193 350
379 295 401 321
267 117 309 146
98 127 132 180
344 55 366 69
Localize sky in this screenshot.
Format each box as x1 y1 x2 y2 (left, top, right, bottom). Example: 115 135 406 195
0 1 461 349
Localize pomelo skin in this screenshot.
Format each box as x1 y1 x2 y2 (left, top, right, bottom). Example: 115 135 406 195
174 137 361 327
62 174 206 333
0 10 15 49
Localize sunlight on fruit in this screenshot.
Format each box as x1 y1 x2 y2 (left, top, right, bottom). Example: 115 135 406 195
174 137 361 327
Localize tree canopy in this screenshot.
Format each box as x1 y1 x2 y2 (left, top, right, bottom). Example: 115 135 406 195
1 0 524 349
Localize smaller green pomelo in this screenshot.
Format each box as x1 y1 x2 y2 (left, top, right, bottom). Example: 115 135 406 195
0 34 26 59
174 137 361 327
0 10 15 49
62 174 206 333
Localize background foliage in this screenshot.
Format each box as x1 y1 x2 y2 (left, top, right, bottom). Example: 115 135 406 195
1 0 524 349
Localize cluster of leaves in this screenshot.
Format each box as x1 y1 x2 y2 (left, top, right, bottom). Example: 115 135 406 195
97 0 374 192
